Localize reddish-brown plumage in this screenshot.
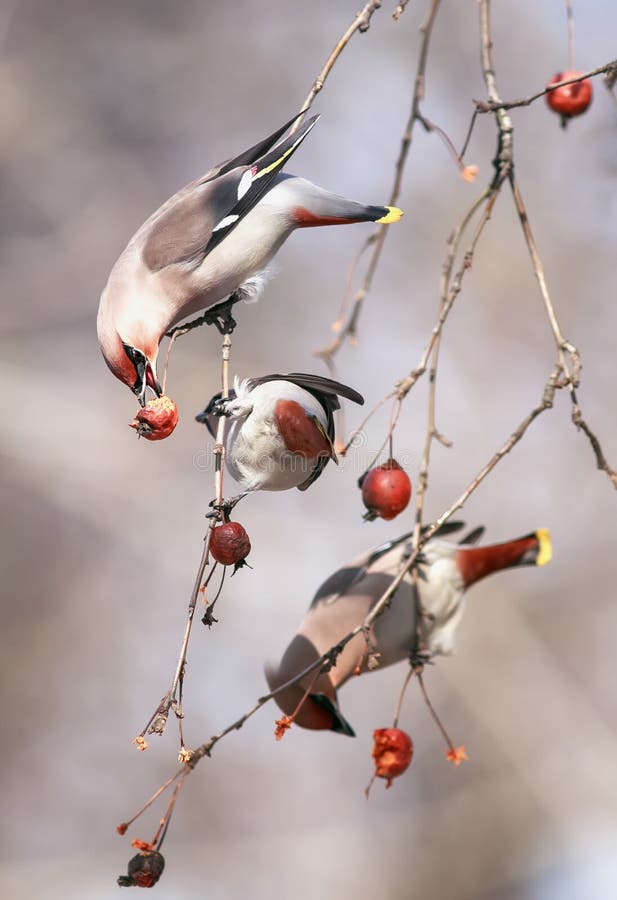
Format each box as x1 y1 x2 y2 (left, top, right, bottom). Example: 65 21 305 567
274 399 331 458
456 535 538 587
292 206 363 227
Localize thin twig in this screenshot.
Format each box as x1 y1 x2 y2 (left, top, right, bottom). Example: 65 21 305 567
140 333 232 739
315 0 443 363
474 60 617 113
396 185 495 401
393 0 411 22
149 368 560 784
392 665 414 728
290 0 383 134
566 0 575 72
478 1 617 489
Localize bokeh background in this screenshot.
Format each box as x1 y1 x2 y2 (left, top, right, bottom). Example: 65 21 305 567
1 1 616 898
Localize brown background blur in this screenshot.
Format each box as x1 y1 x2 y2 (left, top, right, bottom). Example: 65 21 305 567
1 2 616 898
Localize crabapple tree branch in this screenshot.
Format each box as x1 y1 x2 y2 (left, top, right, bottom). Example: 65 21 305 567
315 0 443 363
139 333 233 745
118 0 617 875
474 60 617 113
291 0 384 133
121 364 563 818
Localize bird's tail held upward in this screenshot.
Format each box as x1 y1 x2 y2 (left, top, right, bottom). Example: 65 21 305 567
456 528 552 588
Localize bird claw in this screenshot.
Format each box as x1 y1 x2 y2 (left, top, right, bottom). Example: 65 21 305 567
207 493 246 519
202 296 239 335
211 398 232 417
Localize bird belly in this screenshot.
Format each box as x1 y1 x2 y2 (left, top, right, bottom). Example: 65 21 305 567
228 422 318 491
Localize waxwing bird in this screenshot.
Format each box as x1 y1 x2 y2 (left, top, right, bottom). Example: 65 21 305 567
266 523 552 736
97 114 403 405
196 373 364 493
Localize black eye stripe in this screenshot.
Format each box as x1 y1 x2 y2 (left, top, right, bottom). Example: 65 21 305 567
122 343 146 368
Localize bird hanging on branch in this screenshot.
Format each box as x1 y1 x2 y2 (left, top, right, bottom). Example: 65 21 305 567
196 373 363 496
266 523 552 736
97 114 403 405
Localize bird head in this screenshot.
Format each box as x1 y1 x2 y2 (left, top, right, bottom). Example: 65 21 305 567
99 325 162 407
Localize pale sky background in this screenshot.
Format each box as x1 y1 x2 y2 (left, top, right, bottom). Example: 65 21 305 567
1 1 616 898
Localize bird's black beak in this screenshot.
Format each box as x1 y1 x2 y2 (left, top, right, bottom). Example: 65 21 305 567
134 359 163 407
123 342 163 407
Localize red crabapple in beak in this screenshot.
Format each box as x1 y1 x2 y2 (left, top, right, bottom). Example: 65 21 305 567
130 396 179 441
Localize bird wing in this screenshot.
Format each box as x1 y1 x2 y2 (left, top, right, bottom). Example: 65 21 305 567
458 525 486 545
296 402 336 492
251 372 364 407
244 373 362 492
142 115 320 272
199 112 308 182
309 521 468 607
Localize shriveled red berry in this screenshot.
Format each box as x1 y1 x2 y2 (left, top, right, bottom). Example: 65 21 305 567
130 395 179 441
546 71 593 121
210 521 251 570
118 850 165 888
372 727 413 787
361 458 412 521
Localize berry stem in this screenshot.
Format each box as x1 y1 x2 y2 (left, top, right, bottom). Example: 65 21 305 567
392 664 414 729
415 668 458 755
566 0 575 71
118 771 183 833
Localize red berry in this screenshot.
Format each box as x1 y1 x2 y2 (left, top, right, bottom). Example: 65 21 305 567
210 521 251 569
361 458 412 521
130 396 179 441
118 850 165 888
546 71 593 119
372 728 413 787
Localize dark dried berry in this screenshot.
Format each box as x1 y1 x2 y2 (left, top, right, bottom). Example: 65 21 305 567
210 521 251 570
118 850 165 888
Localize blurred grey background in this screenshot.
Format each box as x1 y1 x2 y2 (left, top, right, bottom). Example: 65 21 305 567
1 1 616 898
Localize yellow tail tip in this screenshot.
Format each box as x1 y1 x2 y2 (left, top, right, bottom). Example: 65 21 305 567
377 206 404 224
535 528 552 567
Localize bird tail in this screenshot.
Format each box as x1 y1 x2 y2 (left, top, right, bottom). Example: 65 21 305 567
288 180 404 227
456 529 552 587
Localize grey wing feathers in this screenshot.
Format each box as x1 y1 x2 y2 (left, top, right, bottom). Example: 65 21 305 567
142 115 320 272
458 525 485 545
142 173 239 271
201 112 307 182
252 372 364 407
309 521 469 608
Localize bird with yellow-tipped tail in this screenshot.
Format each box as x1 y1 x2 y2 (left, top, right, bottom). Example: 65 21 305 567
266 523 552 737
97 113 403 406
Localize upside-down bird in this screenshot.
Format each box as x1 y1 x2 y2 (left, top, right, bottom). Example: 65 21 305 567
266 523 552 736
97 114 403 405
196 373 363 493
